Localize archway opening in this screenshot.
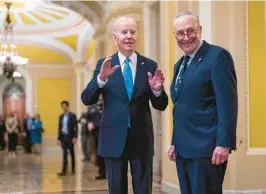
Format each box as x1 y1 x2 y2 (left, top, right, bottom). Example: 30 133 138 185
1 75 26 126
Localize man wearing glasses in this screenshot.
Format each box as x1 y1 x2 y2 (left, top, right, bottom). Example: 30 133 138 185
168 11 238 194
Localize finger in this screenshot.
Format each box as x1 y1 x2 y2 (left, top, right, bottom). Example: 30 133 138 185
112 65 120 72
161 77 165 84
102 57 112 68
215 154 222 165
103 55 112 63
154 69 162 77
211 152 217 165
171 154 176 161
221 153 228 162
155 74 164 82
147 72 153 80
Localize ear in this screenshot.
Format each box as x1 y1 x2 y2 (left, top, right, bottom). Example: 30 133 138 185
112 34 117 46
197 25 202 39
198 25 202 34
112 33 116 41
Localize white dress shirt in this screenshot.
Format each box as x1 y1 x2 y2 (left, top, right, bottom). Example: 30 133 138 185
62 113 68 135
186 40 203 66
97 51 161 97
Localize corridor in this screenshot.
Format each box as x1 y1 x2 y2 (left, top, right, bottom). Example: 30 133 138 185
0 145 162 194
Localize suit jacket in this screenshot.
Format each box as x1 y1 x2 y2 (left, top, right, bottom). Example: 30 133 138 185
57 112 78 141
23 118 32 134
81 52 168 158
171 41 238 158
86 103 103 143
86 103 103 128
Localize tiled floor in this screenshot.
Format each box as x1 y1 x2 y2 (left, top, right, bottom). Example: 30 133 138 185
0 146 162 194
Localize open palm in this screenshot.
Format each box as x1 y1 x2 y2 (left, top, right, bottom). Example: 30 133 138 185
148 68 165 91
99 55 120 80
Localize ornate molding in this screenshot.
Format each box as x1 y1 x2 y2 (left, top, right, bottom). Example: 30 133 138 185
93 3 143 39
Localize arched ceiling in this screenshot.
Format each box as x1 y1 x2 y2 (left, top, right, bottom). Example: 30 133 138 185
0 0 97 64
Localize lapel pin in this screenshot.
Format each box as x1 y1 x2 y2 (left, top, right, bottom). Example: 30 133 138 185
198 58 202 62
141 62 144 65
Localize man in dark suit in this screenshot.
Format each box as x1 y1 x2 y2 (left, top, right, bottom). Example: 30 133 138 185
57 101 78 176
0 115 6 150
168 11 238 194
87 95 106 180
81 17 168 194
23 113 32 153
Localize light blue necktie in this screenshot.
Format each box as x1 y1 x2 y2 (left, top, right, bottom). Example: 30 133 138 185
123 57 133 99
123 57 133 127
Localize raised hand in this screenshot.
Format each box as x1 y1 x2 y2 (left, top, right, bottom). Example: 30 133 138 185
98 55 120 81
147 68 165 91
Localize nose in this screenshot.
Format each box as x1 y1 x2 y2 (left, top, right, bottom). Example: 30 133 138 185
183 34 190 41
126 31 132 38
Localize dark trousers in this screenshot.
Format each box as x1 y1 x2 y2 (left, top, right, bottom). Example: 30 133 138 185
0 132 6 149
104 129 153 194
93 132 106 177
8 133 17 152
176 156 227 194
61 135 75 172
97 155 106 177
81 135 90 160
24 132 32 153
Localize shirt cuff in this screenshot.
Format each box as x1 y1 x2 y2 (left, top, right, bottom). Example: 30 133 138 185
152 89 162 97
97 75 108 88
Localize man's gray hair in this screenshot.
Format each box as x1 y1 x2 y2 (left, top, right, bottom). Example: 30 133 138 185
172 10 200 25
112 17 136 35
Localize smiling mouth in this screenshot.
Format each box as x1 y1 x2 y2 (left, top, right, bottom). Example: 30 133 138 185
182 41 194 47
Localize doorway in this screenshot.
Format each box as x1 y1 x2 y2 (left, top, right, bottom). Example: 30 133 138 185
3 82 26 145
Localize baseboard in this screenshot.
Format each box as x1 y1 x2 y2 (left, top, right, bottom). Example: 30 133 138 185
161 181 266 194
246 148 266 155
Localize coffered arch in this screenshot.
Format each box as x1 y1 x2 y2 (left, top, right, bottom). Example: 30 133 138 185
50 1 105 29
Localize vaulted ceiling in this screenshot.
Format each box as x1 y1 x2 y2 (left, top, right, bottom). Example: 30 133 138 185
0 0 100 64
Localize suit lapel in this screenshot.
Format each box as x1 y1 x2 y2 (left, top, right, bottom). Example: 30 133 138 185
131 53 144 100
111 53 128 100
178 41 210 92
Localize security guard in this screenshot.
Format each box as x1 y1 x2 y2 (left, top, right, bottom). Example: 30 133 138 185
87 95 106 180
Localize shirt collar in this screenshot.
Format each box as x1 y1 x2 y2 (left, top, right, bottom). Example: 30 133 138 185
186 40 203 59
118 51 137 65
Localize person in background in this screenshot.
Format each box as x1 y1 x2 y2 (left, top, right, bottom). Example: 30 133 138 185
0 115 6 150
79 112 90 162
87 95 106 180
57 101 78 176
5 112 18 158
31 114 43 154
23 113 32 153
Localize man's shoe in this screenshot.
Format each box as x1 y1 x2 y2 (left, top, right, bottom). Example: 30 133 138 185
57 171 66 176
93 175 106 180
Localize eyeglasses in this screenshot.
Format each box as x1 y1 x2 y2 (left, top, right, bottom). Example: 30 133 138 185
175 28 198 40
